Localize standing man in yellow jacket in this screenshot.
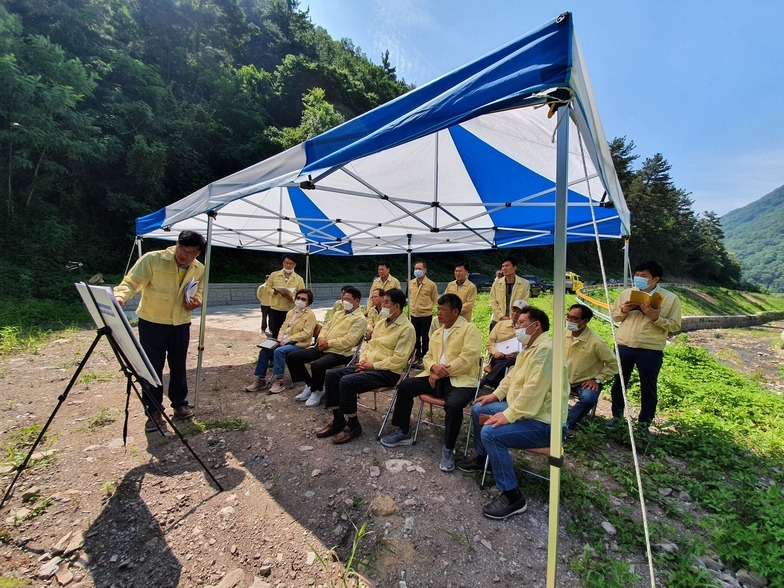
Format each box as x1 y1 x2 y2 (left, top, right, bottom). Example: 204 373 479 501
114 230 206 433
489 256 530 331
369 261 400 299
380 293 482 472
443 261 477 321
256 274 272 336
408 260 439 368
262 254 305 339
609 260 681 429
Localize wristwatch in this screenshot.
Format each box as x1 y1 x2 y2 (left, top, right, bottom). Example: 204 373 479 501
594 378 602 385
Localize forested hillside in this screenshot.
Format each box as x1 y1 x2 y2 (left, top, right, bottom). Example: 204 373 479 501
721 185 784 292
0 0 743 300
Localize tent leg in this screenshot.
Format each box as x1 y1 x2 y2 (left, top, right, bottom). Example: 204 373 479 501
193 212 215 412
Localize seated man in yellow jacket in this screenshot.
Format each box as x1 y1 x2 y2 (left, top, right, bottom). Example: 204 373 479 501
114 230 206 434
316 288 415 445
380 293 482 472
457 307 569 520
287 286 367 406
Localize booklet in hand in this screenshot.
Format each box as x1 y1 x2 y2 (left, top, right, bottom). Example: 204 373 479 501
274 286 295 301
495 337 521 355
185 278 199 304
629 289 664 309
258 339 279 350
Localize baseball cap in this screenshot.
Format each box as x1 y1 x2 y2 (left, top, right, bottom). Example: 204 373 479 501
512 299 528 310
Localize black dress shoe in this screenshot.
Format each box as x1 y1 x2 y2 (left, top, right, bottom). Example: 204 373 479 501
482 491 528 519
332 424 362 444
316 421 346 438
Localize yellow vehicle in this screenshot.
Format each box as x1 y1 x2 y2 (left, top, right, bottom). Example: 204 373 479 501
565 271 584 294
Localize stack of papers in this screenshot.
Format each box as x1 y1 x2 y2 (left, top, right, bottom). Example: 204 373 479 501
185 278 199 304
495 337 521 355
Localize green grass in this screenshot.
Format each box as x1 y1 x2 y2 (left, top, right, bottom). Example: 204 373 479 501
1 425 57 469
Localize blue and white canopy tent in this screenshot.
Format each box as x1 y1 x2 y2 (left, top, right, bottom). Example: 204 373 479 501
135 13 635 586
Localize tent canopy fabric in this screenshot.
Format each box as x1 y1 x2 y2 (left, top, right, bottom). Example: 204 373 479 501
136 12 629 255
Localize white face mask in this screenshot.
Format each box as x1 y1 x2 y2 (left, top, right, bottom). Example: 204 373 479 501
566 321 580 332
294 299 307 310
380 307 391 317
413 269 424 279
515 327 531 345
342 300 354 312
283 267 293 275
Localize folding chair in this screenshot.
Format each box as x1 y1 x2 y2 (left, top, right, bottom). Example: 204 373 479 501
411 357 484 457
479 445 564 489
375 351 417 438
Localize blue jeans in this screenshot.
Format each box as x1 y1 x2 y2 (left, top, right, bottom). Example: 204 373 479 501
566 384 601 430
469 401 551 491
254 344 301 377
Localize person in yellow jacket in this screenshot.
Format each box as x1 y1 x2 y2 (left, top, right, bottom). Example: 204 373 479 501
380 293 482 472
489 256 530 331
608 260 681 429
443 262 477 320
457 306 569 519
114 230 206 433
245 289 317 394
315 288 415 445
256 274 272 336
369 261 400 299
287 286 367 405
261 254 305 339
407 260 439 366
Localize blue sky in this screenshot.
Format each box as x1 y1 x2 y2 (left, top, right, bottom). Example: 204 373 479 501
303 0 783 217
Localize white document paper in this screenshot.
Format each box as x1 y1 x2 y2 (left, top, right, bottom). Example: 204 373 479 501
185 278 199 303
495 337 521 355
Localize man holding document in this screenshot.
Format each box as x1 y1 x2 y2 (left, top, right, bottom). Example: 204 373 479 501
114 230 206 433
479 300 527 390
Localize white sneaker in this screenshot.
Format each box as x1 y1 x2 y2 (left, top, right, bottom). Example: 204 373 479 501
305 390 324 407
294 385 312 402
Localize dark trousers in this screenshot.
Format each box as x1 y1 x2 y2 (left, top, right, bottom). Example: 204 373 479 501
325 365 399 416
610 344 664 423
267 308 288 339
479 356 517 389
138 318 191 413
390 376 475 449
286 347 350 391
260 304 270 333
411 315 433 359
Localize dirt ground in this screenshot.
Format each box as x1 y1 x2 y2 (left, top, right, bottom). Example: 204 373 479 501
0 308 782 588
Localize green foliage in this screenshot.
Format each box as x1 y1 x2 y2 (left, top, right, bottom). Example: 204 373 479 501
721 184 784 292
2 424 57 469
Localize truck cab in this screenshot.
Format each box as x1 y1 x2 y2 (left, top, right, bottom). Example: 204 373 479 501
565 271 584 294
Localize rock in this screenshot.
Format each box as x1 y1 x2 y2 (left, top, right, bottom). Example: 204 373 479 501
658 487 673 496
304 491 316 498
258 563 273 576
480 539 492 550
52 532 73 555
736 569 768 587
250 578 271 588
64 530 85 555
600 521 616 535
219 506 235 517
55 566 74 586
368 494 398 516
84 444 102 452
384 459 412 473
311 468 322 477
657 543 678 553
21 486 41 502
216 568 245 587
37 556 63 578
370 466 381 477
298 445 314 452
697 555 723 571
678 490 692 502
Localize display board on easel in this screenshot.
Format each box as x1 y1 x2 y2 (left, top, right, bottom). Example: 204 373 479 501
75 282 161 386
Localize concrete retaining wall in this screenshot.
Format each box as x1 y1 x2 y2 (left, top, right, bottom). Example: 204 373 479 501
680 311 784 332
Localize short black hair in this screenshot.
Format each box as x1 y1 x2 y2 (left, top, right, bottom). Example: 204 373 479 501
569 303 593 322
437 293 463 313
501 255 518 267
384 287 407 308
455 262 469 272
177 230 206 251
522 306 549 332
282 253 297 264
377 261 391 270
634 260 664 279
343 286 362 301
295 288 314 305
341 284 353 293
372 288 384 297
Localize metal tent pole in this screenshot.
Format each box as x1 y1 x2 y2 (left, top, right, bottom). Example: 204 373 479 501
193 211 215 411
546 103 570 588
